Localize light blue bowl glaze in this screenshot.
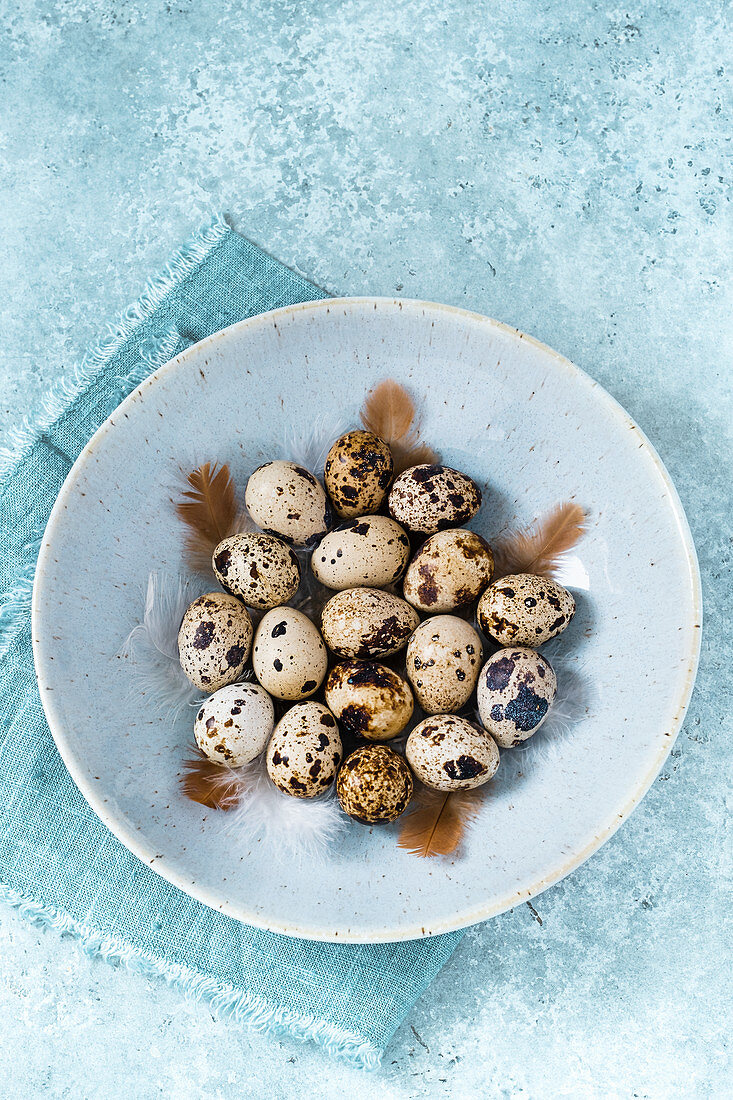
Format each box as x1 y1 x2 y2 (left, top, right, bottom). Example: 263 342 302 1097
32 299 701 942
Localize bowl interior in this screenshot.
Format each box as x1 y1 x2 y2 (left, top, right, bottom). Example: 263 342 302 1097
32 299 700 941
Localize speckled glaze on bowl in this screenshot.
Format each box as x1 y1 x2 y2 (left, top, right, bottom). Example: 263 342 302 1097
32 298 701 943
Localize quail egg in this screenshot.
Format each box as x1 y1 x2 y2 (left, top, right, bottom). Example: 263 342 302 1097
325 660 414 741
213 532 301 609
321 587 420 659
336 745 414 823
253 607 328 700
312 515 410 590
403 529 494 613
476 646 557 747
245 460 331 547
266 702 342 798
324 430 394 518
178 592 253 692
477 573 576 647
406 715 499 791
405 616 483 714
388 463 481 534
194 682 274 766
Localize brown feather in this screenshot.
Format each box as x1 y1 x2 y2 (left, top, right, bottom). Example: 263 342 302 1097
360 379 439 475
397 785 484 858
492 502 587 580
175 462 239 573
180 756 243 811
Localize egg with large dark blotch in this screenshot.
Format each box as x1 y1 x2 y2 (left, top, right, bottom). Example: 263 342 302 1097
476 646 557 747
406 715 499 792
321 587 419 659
325 660 413 741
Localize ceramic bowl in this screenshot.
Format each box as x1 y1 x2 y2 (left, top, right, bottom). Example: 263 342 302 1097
32 298 701 942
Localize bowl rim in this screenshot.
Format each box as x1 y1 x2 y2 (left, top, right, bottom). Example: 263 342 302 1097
32 296 703 942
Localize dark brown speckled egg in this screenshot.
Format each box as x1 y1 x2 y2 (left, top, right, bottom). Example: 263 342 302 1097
336 745 414 824
389 463 481 534
324 430 394 519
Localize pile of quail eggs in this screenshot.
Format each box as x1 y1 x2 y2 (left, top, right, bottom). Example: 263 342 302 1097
178 431 576 827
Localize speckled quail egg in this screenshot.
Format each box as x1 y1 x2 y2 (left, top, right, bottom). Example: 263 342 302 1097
388 464 481 534
312 515 410 590
325 661 413 741
324 430 394 518
252 607 328 700
245 460 331 547
336 745 413 824
194 682 274 766
477 573 576 647
405 616 483 714
403 529 494 613
266 702 342 798
406 715 500 792
212 532 301 609
476 646 557 747
321 587 420 659
178 593 253 692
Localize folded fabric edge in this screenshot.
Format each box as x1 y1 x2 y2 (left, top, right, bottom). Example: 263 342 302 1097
0 214 230 485
0 884 382 1070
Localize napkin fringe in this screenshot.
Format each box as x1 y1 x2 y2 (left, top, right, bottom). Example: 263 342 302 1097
0 883 382 1070
0 215 230 485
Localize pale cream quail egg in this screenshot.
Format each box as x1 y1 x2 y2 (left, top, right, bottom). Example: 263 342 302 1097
388 463 481 534
324 430 394 518
325 660 413 741
477 573 576 647
194 682 274 766
476 646 557 747
266 702 342 798
406 714 499 791
321 587 420 659
336 745 413 824
213 532 300 609
245 460 331 547
311 515 410 590
403 529 494 613
405 616 483 714
253 607 328 700
178 592 253 692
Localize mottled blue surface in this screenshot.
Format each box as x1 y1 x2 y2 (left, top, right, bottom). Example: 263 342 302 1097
1 1 730 1096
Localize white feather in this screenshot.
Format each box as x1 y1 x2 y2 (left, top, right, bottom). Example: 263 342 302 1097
224 755 346 864
277 413 351 476
119 571 209 721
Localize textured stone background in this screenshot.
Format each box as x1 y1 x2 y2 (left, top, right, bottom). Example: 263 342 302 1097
1 0 730 1096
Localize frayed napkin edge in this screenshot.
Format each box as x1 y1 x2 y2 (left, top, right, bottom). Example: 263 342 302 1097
0 884 382 1070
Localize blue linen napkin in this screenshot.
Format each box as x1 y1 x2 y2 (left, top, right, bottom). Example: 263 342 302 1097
0 217 462 1068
